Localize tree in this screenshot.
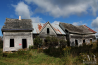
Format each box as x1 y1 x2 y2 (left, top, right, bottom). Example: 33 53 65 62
59 39 67 48
34 36 42 48
44 36 59 48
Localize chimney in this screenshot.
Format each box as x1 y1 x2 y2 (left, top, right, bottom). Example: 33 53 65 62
19 16 21 20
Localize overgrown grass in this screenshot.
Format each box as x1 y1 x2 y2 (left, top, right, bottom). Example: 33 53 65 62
0 42 98 65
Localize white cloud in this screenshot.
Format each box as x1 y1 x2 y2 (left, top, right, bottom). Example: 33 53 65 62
51 21 60 25
72 22 79 26
25 0 98 17
12 2 43 23
31 17 43 23
72 21 87 26
91 17 98 34
12 2 31 19
91 17 98 28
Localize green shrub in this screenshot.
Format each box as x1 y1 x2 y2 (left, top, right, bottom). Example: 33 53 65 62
44 47 64 57
34 36 42 48
59 39 67 48
44 36 59 48
29 45 34 49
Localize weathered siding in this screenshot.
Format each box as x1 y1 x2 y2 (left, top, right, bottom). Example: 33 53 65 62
40 24 57 37
3 32 33 52
70 34 96 46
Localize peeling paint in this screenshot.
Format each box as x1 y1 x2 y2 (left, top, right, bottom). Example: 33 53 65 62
33 23 65 34
57 28 62 34
84 25 96 33
53 27 62 34
38 24 42 31
35 27 38 33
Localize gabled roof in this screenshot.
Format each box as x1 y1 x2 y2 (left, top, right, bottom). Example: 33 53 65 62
39 21 57 34
60 22 97 34
33 22 65 34
2 18 33 32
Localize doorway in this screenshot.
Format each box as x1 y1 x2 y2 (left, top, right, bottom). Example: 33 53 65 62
83 39 85 43
75 40 78 46
22 39 27 49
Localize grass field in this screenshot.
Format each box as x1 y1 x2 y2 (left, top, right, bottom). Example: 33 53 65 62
0 42 98 65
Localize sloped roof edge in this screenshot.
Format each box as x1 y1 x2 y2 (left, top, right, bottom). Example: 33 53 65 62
39 21 57 34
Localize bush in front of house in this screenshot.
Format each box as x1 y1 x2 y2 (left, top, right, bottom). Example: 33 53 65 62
43 47 64 57
59 39 67 48
44 36 59 48
29 45 34 49
34 36 42 49
43 36 68 57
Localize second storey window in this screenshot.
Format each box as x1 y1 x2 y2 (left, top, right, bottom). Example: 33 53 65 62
10 39 14 47
47 28 49 34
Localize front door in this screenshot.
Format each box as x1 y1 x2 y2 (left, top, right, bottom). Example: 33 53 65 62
22 39 27 49
75 40 78 46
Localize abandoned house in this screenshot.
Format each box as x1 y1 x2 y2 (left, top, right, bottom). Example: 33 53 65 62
59 22 97 46
1 16 97 52
33 21 66 43
1 16 33 52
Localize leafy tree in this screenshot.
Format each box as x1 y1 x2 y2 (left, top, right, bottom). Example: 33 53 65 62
34 36 42 48
59 39 67 48
44 36 59 48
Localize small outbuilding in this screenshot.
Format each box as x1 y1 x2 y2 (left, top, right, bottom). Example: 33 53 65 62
1 16 33 52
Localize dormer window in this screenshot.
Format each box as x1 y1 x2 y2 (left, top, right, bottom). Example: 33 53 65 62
47 28 49 34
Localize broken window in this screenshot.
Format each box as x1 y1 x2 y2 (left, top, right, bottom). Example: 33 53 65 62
10 39 14 47
90 39 92 43
83 39 85 43
47 28 49 34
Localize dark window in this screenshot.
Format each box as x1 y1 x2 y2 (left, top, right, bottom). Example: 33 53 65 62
10 39 14 47
90 39 92 43
75 40 78 46
47 28 49 34
83 39 85 43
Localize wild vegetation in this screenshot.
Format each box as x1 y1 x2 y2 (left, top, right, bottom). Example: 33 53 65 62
0 37 98 65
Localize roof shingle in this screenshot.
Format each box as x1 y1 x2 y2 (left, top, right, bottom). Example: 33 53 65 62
2 18 33 31
60 22 96 34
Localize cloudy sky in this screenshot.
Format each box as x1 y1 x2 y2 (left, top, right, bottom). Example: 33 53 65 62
0 0 98 36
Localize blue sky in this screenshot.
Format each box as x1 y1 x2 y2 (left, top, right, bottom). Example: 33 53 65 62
0 0 98 36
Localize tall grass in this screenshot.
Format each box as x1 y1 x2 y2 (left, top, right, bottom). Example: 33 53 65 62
0 42 98 65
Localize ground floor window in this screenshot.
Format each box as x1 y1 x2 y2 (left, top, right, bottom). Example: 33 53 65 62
83 39 85 43
10 39 14 47
90 39 92 43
